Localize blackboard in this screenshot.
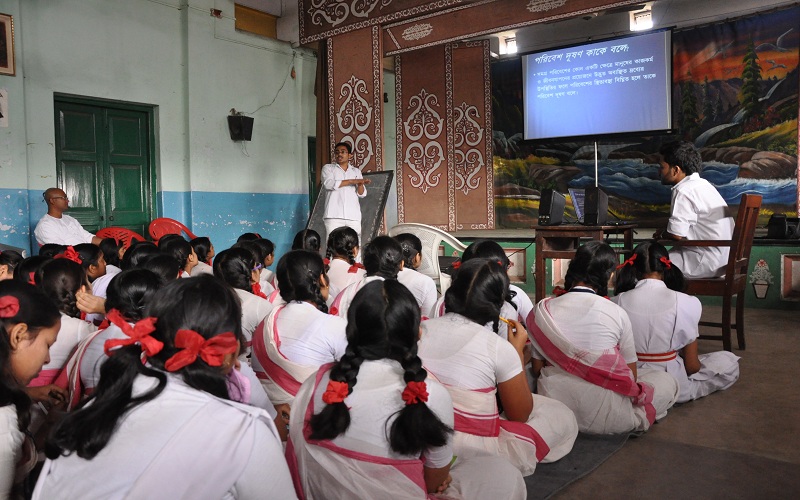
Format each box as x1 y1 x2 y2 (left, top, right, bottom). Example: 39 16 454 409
306 170 395 248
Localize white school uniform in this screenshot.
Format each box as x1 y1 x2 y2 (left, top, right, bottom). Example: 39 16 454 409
431 296 520 340
326 258 366 296
331 276 384 318
30 314 93 387
397 267 438 318
234 288 273 358
0 406 25 498
509 284 534 323
612 279 740 403
33 374 297 499
190 261 213 276
91 265 122 299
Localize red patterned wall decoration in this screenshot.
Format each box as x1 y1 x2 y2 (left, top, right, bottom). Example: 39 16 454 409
395 41 493 229
327 26 384 172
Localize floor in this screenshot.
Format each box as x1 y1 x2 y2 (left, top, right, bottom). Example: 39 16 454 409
555 306 800 499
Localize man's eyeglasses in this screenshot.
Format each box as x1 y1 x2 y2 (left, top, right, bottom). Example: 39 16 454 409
50 196 69 201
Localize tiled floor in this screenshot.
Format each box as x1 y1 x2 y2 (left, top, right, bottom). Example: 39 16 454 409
554 306 800 499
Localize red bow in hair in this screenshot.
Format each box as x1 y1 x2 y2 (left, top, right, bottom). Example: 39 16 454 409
347 262 365 273
659 256 672 269
164 330 238 372
0 296 20 318
57 246 83 265
552 286 568 297
617 254 637 269
103 311 163 357
322 380 350 404
323 258 330 266
401 381 429 405
252 282 268 299
328 306 339 316
452 261 461 270
28 272 36 285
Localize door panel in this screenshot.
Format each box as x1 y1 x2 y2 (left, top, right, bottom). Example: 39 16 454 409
55 99 154 239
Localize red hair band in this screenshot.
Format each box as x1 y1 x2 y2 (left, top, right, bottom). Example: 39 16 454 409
452 261 461 270
617 254 637 269
322 380 349 404
164 330 238 372
103 310 163 358
323 258 330 266
401 381 429 405
57 246 83 265
659 256 672 269
251 282 268 299
28 272 36 286
347 262 365 273
0 296 20 318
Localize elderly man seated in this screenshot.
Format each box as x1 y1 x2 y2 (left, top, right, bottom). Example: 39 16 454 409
34 188 101 246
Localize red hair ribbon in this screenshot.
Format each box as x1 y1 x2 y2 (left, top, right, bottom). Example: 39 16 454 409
616 253 637 269
57 246 83 265
552 286 567 297
321 380 349 404
28 272 36 286
452 261 461 270
402 381 429 405
0 296 20 318
323 258 330 266
252 283 268 299
164 330 238 372
103 310 163 357
328 306 339 316
347 262 365 273
659 256 672 269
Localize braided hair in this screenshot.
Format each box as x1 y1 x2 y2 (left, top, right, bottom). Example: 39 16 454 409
325 227 359 266
276 250 328 313
393 233 422 269
213 248 257 292
309 280 451 454
292 229 322 252
444 258 508 333
39 259 87 318
614 240 686 295
12 256 52 286
563 241 618 296
362 236 403 279
105 269 163 322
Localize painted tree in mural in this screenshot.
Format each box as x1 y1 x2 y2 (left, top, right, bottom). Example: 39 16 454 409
680 71 699 137
702 76 714 125
739 40 762 129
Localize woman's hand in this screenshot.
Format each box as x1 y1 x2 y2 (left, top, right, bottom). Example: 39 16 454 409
507 319 528 362
435 474 452 494
76 286 106 315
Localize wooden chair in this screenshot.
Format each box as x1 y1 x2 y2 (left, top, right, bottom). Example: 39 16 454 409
668 193 762 351
96 227 146 250
387 223 468 294
148 218 198 242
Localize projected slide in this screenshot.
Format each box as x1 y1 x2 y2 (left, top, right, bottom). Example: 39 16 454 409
522 30 672 140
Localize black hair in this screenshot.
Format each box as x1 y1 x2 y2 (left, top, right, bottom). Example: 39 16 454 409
614 241 686 295
39 244 66 259
334 141 352 154
252 238 275 259
393 233 422 269
99 238 123 268
0 280 61 431
39 259 87 318
309 280 451 454
140 254 182 283
444 258 508 333
12 256 52 286
74 243 104 279
659 140 702 175
236 241 267 267
460 239 517 308
0 250 24 277
276 250 328 313
292 229 321 252
159 237 193 271
326 227 359 266
563 241 618 297
120 241 159 271
362 236 403 279
190 237 212 264
236 232 262 243
46 275 244 460
105 269 163 322
213 248 256 292
156 233 184 247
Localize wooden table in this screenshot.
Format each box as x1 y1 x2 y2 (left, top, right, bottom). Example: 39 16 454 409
531 223 637 302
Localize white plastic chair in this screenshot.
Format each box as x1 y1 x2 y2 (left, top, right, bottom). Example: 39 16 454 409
387 223 467 294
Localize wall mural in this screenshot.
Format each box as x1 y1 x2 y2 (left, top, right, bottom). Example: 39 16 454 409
492 6 800 228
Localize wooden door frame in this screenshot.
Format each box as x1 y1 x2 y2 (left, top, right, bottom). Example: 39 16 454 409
53 93 158 227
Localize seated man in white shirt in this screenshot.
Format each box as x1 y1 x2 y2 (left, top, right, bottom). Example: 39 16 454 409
34 188 101 246
321 142 371 240
653 142 734 278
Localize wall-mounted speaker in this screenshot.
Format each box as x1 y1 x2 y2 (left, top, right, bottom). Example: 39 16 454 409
583 187 608 225
538 189 566 226
227 115 254 141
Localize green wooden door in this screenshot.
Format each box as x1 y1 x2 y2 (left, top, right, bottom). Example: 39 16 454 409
55 98 154 238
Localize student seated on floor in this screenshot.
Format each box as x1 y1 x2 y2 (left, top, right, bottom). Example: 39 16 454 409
527 241 679 435
612 241 740 403
288 280 526 499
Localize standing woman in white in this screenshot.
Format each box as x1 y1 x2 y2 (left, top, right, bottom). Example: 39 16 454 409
321 142 371 241
34 276 297 499
612 241 740 403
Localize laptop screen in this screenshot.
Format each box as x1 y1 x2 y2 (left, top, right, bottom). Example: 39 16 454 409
568 188 585 222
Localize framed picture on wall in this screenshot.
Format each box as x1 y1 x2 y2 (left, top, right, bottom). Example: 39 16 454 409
0 13 15 76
